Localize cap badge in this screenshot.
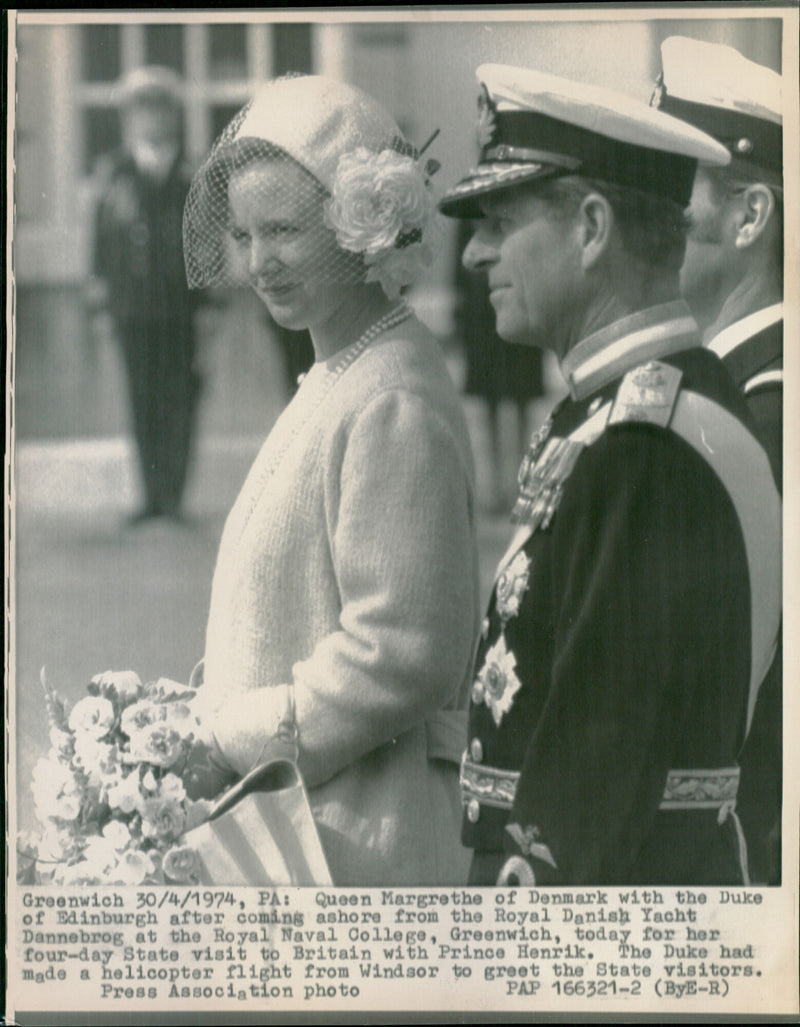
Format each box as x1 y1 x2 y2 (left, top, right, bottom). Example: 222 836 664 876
735 137 754 155
477 83 498 149
649 72 666 110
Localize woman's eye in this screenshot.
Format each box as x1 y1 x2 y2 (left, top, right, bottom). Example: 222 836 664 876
268 224 300 238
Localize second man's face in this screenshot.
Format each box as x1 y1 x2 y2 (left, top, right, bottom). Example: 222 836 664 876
462 185 583 358
680 167 735 331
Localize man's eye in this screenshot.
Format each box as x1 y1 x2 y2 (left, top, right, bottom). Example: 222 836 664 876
230 228 250 244
484 216 509 235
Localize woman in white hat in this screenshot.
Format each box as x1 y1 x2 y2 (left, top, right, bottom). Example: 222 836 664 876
183 75 478 885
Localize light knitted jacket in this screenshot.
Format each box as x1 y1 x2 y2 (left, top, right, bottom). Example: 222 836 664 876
201 316 479 884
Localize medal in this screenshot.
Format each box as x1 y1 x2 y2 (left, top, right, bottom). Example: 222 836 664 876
511 435 584 529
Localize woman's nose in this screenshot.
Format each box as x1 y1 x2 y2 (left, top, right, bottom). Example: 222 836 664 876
462 227 499 273
248 237 280 278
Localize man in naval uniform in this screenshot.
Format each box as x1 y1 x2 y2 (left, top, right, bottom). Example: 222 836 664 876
652 38 785 884
652 37 783 489
440 64 781 886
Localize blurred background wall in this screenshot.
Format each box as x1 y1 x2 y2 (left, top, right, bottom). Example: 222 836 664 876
13 13 782 439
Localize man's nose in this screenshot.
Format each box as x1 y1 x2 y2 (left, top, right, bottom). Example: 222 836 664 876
462 227 498 273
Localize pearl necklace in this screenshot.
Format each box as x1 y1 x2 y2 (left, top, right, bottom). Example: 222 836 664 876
298 302 413 385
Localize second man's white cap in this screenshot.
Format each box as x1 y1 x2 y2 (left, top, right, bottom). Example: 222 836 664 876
652 37 782 181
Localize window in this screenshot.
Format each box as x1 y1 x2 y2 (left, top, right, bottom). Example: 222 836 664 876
272 24 312 76
209 24 248 80
81 24 122 82
144 24 184 74
76 22 313 173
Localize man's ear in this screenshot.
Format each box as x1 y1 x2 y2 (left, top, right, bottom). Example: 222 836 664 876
735 183 776 250
578 193 614 271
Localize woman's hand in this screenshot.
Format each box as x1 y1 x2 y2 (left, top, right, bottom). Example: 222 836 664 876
186 683 297 792
183 690 238 801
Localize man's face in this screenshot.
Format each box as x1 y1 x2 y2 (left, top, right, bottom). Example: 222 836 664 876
680 167 739 330
462 185 583 357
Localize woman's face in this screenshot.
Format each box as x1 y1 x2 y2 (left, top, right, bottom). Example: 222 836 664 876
227 159 357 330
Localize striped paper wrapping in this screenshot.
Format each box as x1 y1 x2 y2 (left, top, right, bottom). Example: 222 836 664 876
181 759 333 886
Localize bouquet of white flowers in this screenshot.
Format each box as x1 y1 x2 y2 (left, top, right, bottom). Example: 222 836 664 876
18 670 213 885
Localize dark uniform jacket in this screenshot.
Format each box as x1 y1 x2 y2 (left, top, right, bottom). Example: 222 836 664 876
93 149 197 329
462 302 781 887
709 305 784 884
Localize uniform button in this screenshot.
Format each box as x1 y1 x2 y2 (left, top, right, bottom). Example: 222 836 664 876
470 738 483 762
481 617 490 640
471 681 485 704
466 799 480 823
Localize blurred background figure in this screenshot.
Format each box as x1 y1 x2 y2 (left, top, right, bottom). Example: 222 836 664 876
453 220 549 513
653 37 784 885
87 66 202 523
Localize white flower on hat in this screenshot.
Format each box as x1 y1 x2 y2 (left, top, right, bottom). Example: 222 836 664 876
324 143 439 297
365 240 436 300
326 147 434 254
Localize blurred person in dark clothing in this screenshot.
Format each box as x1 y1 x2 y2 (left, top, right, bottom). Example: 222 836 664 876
88 66 202 523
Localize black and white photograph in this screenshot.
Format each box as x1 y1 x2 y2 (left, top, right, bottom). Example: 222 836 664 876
5 6 799 1022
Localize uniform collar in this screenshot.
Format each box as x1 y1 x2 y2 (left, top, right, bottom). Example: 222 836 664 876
560 300 700 401
707 303 783 361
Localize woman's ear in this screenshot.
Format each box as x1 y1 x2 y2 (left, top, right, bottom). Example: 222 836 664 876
578 192 614 271
734 183 776 250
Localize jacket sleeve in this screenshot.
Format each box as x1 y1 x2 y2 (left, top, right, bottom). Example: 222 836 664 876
90 159 118 283
210 387 479 787
502 424 751 884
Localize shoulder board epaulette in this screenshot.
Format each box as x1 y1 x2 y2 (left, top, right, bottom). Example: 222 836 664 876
608 359 683 429
744 369 783 396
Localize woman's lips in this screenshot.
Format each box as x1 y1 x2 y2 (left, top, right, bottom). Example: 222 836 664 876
258 281 297 297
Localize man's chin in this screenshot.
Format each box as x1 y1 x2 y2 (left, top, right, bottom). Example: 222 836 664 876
495 319 541 349
679 252 719 326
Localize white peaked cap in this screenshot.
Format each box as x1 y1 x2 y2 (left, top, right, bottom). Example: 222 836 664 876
479 63 732 162
660 37 782 126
